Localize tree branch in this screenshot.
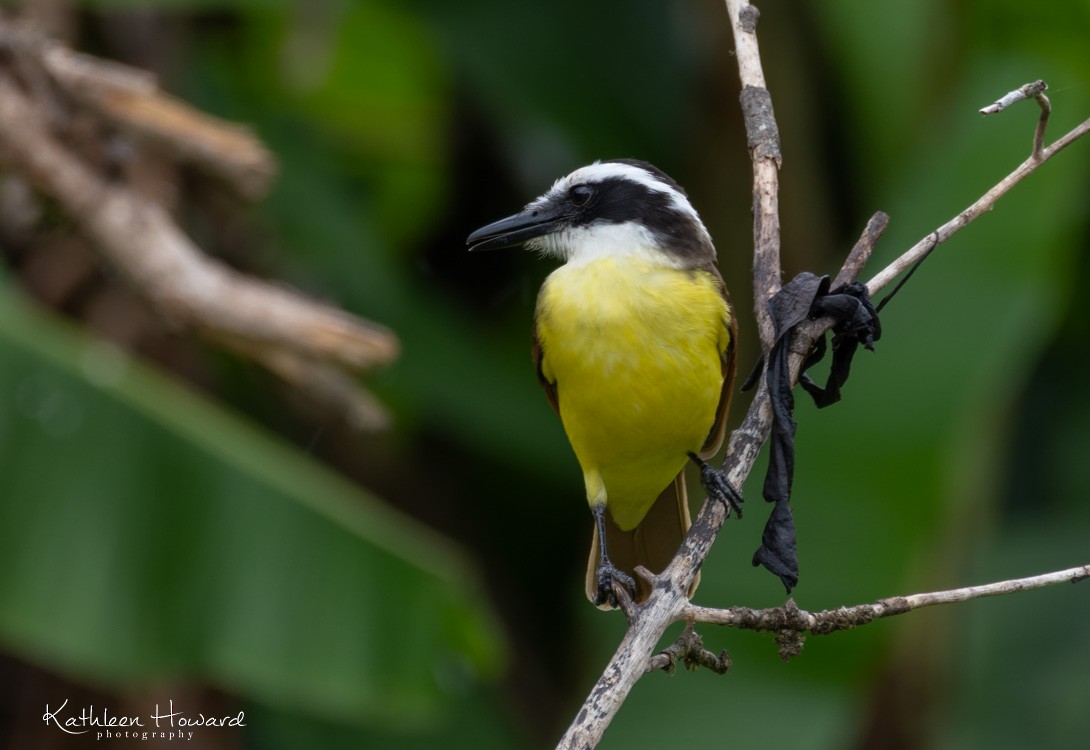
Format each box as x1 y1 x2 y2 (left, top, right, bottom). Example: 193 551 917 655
555 2 1090 746
556 1 782 743
0 24 399 430
0 18 276 199
679 565 1090 660
866 111 1090 299
646 622 730 674
728 0 782 351
979 79 1050 160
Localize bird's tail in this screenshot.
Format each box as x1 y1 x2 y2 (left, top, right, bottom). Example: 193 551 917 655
585 472 699 609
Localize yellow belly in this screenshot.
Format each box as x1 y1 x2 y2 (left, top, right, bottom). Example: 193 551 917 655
535 256 730 530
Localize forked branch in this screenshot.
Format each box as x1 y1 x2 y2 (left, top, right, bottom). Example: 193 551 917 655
555 3 1090 748
0 20 398 430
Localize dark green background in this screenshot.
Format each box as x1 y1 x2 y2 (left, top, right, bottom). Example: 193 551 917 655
1 0 1088 747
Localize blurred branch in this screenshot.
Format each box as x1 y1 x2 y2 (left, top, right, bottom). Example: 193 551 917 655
219 338 393 432
0 20 398 430
0 18 276 199
556 2 1090 747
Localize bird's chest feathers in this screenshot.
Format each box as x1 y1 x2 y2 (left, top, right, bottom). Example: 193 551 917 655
536 257 722 383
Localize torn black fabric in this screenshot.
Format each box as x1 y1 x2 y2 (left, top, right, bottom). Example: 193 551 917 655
754 273 825 592
753 274 881 592
800 281 881 408
751 493 798 586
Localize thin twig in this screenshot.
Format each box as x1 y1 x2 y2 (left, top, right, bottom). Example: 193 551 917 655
981 78 1046 159
683 564 1090 639
979 79 1047 114
832 212 889 289
979 79 1051 160
647 622 731 674
865 112 1090 296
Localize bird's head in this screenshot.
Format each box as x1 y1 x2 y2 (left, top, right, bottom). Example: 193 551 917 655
466 159 715 268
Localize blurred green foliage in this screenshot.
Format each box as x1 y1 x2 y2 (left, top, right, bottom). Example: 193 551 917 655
2 0 1089 748
0 277 504 726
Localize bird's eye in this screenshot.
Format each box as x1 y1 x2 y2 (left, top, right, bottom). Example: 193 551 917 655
569 184 594 206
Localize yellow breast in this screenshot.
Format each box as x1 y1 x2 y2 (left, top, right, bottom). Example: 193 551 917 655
535 256 730 529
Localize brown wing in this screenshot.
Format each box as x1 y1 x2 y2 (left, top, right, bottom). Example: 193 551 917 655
698 262 738 459
531 314 560 414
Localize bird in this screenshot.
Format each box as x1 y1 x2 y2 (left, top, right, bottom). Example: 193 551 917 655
466 159 738 608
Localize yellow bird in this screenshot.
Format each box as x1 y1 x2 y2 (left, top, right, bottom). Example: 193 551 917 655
467 159 737 607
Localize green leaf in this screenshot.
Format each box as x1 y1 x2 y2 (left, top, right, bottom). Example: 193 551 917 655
0 282 504 729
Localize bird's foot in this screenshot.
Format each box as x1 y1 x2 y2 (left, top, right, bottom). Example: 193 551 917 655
593 560 637 609
690 453 744 518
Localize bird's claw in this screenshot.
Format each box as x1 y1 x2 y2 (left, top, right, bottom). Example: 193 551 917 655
697 461 744 518
594 561 637 608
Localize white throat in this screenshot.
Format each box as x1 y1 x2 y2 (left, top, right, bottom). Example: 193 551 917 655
528 221 683 268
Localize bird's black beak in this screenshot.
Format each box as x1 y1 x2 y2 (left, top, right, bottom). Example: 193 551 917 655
466 203 566 251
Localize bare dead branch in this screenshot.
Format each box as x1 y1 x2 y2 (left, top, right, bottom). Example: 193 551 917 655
865 110 1090 297
0 64 397 430
647 622 731 674
0 18 276 199
682 564 1090 658
0 73 396 366
979 79 1048 115
727 0 782 351
833 211 889 289
556 9 1090 747
556 2 781 744
979 79 1051 160
218 337 391 431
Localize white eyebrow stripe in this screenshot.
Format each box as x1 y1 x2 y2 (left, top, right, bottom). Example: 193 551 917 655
553 161 702 224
